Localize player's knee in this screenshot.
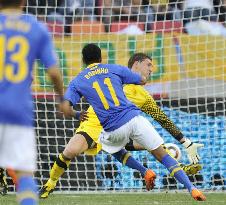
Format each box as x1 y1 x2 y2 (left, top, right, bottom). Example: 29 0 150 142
14 170 32 177
63 146 80 159
12 170 32 186
63 134 89 158
62 139 83 158
76 131 95 149
151 145 168 162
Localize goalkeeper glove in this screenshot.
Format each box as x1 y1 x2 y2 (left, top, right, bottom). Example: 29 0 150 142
182 138 204 164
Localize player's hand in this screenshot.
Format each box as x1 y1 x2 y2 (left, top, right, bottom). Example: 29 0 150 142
182 139 204 164
59 100 73 118
76 110 88 122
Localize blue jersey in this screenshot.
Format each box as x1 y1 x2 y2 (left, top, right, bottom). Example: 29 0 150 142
65 63 142 131
0 13 57 126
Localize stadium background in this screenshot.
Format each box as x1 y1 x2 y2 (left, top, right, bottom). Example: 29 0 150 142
7 0 226 193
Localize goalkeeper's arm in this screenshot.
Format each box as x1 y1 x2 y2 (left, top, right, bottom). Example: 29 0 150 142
141 97 183 141
141 96 204 164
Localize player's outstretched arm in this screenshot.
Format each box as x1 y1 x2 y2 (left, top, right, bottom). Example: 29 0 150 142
59 100 88 121
141 96 204 164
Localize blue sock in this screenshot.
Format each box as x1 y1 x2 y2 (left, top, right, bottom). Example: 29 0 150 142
112 149 147 176
17 176 38 205
161 154 195 192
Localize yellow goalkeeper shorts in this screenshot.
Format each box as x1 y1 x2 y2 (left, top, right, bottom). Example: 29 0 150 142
76 120 103 156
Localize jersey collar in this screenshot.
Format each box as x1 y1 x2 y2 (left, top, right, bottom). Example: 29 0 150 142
87 63 100 69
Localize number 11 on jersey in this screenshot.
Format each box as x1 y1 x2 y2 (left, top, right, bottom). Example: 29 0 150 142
92 78 120 110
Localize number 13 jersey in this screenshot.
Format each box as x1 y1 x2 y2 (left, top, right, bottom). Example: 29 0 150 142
0 13 57 126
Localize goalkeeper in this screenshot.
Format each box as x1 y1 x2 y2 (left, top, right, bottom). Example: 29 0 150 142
38 52 204 198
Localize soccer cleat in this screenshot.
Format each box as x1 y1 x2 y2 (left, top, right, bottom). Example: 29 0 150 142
144 169 156 191
191 189 206 201
0 169 8 195
180 163 202 175
39 180 56 199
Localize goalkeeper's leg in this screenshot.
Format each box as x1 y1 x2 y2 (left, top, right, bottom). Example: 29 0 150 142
125 140 202 175
39 133 91 198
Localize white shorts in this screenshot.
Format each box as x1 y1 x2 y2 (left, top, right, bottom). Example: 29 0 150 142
99 115 164 154
0 124 37 172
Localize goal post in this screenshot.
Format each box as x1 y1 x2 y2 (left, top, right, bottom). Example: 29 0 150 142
6 0 225 192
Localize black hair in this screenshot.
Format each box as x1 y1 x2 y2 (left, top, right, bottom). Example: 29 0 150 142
82 43 102 65
0 0 23 8
128 53 152 68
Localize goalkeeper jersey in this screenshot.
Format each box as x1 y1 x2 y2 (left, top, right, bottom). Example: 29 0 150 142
124 84 183 139
0 12 57 126
82 84 183 139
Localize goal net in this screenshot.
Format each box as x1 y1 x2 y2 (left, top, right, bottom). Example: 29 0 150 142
7 0 226 193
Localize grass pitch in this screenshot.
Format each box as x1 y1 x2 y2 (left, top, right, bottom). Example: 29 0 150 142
0 193 225 205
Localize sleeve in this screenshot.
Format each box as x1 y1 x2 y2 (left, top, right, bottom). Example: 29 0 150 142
118 65 142 85
37 23 58 69
124 85 149 108
64 79 82 106
140 95 184 142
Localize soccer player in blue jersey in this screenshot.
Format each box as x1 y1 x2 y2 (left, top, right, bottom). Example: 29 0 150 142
38 52 202 199
0 1 64 205
61 44 206 201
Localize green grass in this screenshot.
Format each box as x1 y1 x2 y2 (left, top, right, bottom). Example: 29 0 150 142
1 193 226 205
